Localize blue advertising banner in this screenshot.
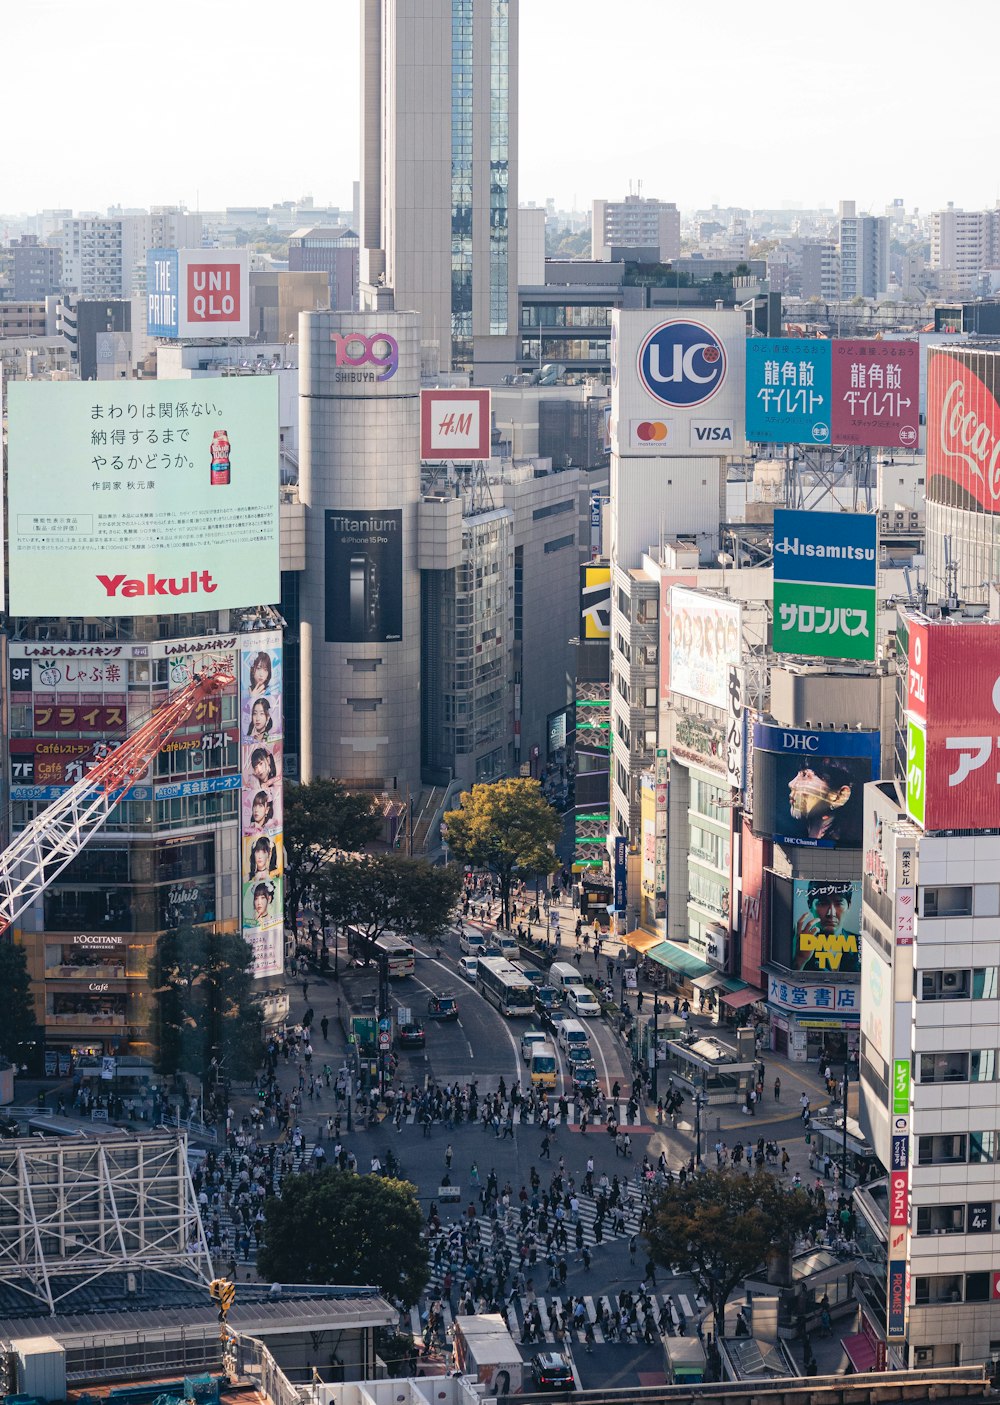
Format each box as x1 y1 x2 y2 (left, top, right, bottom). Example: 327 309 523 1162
886 1259 907 1337
746 338 831 444
773 509 878 589
146 248 179 337
613 836 628 913
753 723 881 765
752 724 881 849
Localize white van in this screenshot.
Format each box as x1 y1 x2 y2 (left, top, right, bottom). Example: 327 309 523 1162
557 1017 590 1053
496 934 519 959
549 960 584 994
520 1028 548 1064
460 929 485 956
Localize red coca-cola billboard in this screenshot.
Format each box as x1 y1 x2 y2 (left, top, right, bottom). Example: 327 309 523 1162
907 617 1000 829
927 347 1000 513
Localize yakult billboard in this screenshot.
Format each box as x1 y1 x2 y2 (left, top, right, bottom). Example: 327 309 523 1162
147 248 249 339
905 615 1000 829
610 310 747 457
7 379 279 617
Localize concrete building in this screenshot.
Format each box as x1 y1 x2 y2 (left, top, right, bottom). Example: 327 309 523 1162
248 270 330 342
58 209 202 299
838 203 889 299
592 195 680 264
359 0 519 380
517 207 546 287
929 204 1000 296
10 236 62 300
298 309 422 797
800 240 840 300
287 226 359 311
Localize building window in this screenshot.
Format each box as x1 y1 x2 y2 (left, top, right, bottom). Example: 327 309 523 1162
918 1051 969 1083
920 967 998 1000
916 1134 967 1165
920 885 973 917
971 1131 997 1164
544 534 574 554
914 1275 963 1305
532 500 574 521
915 1205 965 1235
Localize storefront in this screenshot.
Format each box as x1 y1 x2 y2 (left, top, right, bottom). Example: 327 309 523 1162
762 968 860 1063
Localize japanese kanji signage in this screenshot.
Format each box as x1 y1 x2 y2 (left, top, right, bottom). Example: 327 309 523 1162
766 975 858 1014
747 338 919 448
772 509 877 662
7 379 279 617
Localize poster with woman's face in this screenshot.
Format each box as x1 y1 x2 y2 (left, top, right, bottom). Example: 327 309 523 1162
242 646 282 700
242 692 283 744
242 876 284 929
243 833 283 879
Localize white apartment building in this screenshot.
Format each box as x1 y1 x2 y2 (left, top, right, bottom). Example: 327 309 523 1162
838 204 889 299
929 205 1000 296
592 195 680 263
59 208 203 298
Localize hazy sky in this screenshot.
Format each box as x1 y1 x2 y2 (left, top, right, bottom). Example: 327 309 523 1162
4 0 997 218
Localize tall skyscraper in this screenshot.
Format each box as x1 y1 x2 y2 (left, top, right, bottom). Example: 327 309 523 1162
359 0 519 381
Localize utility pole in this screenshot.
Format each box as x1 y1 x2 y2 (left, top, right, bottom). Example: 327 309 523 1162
842 1059 850 1188
651 994 659 1100
377 953 391 1099
694 1086 707 1168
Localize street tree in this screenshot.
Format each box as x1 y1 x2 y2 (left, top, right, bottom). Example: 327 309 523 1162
314 854 461 955
283 779 381 926
0 943 37 1066
443 778 561 927
148 925 262 1080
643 1168 815 1331
257 1167 428 1306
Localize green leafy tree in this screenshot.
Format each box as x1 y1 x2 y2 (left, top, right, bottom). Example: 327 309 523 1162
314 855 461 953
148 925 262 1080
283 779 381 926
644 1169 815 1330
443 778 562 928
257 1168 429 1306
0 943 37 1066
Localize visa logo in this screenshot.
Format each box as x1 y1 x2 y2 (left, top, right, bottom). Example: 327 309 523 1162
690 419 734 446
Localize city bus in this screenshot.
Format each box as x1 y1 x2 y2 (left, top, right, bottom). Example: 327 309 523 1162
347 929 416 978
476 957 534 1017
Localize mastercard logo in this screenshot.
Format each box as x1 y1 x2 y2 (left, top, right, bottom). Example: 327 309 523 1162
635 421 669 442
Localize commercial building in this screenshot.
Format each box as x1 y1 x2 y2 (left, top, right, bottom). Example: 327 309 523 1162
592 194 680 264
800 241 841 300
287 226 359 310
10 236 62 300
359 0 519 379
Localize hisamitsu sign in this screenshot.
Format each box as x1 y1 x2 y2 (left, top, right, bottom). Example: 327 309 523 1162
772 509 877 662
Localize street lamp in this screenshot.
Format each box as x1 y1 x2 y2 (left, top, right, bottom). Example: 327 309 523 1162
693 1082 708 1168
651 994 659 1101
841 1057 850 1188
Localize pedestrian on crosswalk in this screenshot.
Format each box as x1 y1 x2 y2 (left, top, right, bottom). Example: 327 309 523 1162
628 1233 637 1264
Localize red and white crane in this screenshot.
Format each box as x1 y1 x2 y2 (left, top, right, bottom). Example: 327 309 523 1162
0 669 234 938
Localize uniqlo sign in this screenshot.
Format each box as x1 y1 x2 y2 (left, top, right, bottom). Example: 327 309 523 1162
420 389 491 461
904 616 1000 829
173 249 249 338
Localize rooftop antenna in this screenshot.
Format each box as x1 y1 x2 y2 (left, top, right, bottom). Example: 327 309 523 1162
943 535 959 610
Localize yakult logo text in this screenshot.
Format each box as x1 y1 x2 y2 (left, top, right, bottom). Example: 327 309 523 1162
330 332 399 382
186 263 241 323
97 570 218 599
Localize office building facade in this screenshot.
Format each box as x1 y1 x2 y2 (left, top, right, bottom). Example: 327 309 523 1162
592 195 680 264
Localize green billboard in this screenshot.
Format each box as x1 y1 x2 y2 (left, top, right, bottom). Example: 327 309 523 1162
773 581 877 661
905 719 926 827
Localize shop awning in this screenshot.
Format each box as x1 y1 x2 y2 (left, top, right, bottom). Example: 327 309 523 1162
692 973 723 992
842 1332 878 1374
646 940 714 981
721 986 764 1010
623 929 663 954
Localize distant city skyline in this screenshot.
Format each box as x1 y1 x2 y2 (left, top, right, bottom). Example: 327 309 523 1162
5 0 1000 219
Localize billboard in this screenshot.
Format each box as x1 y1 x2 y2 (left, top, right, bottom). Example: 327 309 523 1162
752 723 879 848
324 509 403 643
926 346 1000 513
420 389 491 460
6 379 279 617
658 572 698 703
668 588 741 710
791 879 861 974
772 508 877 661
610 309 747 457
903 618 1000 829
747 338 919 447
580 564 611 641
240 631 284 980
147 248 250 339
861 936 892 1063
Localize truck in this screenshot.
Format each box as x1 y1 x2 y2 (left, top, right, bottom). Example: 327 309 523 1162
453 1314 523 1396
662 1334 707 1385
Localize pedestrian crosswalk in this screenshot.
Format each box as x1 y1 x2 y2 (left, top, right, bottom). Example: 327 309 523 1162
409 1287 707 1346
399 1100 648 1128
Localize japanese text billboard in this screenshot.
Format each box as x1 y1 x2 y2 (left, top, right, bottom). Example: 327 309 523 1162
668 588 741 710
324 509 403 643
747 338 919 448
240 630 284 980
146 248 250 339
658 572 698 703
772 508 877 661
927 346 1000 513
420 388 491 461
6 379 279 617
751 723 879 848
791 879 861 974
610 309 747 457
904 617 1000 829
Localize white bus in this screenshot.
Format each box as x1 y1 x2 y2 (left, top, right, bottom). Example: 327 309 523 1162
348 929 416 978
477 957 534 1017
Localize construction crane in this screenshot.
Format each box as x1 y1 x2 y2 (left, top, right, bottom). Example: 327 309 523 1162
0 668 234 939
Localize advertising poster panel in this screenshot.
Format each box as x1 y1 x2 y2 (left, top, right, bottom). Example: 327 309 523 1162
6 379 279 617
861 936 892 1063
324 509 403 643
926 346 1000 513
668 588 741 710
420 388 491 461
240 631 284 980
580 564 611 641
772 508 877 662
146 249 180 338
830 340 919 448
746 338 831 444
791 879 862 974
904 619 1000 829
147 249 249 340
611 309 746 457
658 573 698 703
751 723 879 847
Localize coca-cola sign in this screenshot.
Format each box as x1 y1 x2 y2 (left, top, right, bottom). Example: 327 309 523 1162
927 349 1000 513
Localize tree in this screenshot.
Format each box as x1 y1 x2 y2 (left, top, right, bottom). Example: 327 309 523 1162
443 778 562 927
257 1168 429 1306
283 779 381 926
644 1169 815 1330
148 925 262 1080
314 854 462 952
0 943 37 1066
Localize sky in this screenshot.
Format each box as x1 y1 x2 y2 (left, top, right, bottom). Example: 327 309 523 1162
3 0 998 218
